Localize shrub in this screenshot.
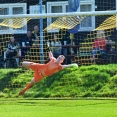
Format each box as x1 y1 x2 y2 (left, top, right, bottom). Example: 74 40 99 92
82 70 109 87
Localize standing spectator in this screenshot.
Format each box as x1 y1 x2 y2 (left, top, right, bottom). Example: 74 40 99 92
4 36 21 68
51 35 62 58
62 33 75 64
32 25 40 46
21 31 34 56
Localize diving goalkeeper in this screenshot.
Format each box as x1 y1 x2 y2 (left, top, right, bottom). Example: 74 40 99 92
19 50 78 95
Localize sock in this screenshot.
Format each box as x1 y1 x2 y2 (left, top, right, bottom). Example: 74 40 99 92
20 83 34 95
25 83 33 90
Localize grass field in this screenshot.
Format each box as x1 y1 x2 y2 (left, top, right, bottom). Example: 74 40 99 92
0 99 117 117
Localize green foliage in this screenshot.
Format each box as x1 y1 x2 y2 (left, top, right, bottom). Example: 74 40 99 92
82 70 109 87
111 75 117 84
1 64 117 98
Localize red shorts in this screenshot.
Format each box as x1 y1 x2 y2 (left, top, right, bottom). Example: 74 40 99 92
30 63 45 83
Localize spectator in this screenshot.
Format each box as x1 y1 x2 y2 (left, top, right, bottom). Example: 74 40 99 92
91 30 112 61
62 33 75 64
50 40 55 53
4 36 21 68
21 31 34 56
32 25 40 46
106 39 113 53
51 35 62 58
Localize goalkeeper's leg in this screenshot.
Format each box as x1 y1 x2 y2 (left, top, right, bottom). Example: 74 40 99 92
19 61 35 95
22 61 33 68
19 78 35 95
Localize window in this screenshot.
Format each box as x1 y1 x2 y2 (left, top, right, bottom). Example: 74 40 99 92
29 5 45 15
47 0 95 32
78 0 95 31
0 3 27 34
47 1 68 32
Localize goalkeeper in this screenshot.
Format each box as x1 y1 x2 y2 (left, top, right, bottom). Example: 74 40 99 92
19 50 78 95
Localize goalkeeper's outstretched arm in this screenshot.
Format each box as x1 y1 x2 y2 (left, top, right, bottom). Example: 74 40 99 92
48 51 53 58
62 63 78 69
46 41 53 58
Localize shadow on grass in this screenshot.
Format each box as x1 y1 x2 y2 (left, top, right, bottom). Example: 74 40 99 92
14 99 117 107
0 69 24 91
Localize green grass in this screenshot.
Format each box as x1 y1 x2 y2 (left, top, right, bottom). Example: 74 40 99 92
0 99 117 117
1 64 117 98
